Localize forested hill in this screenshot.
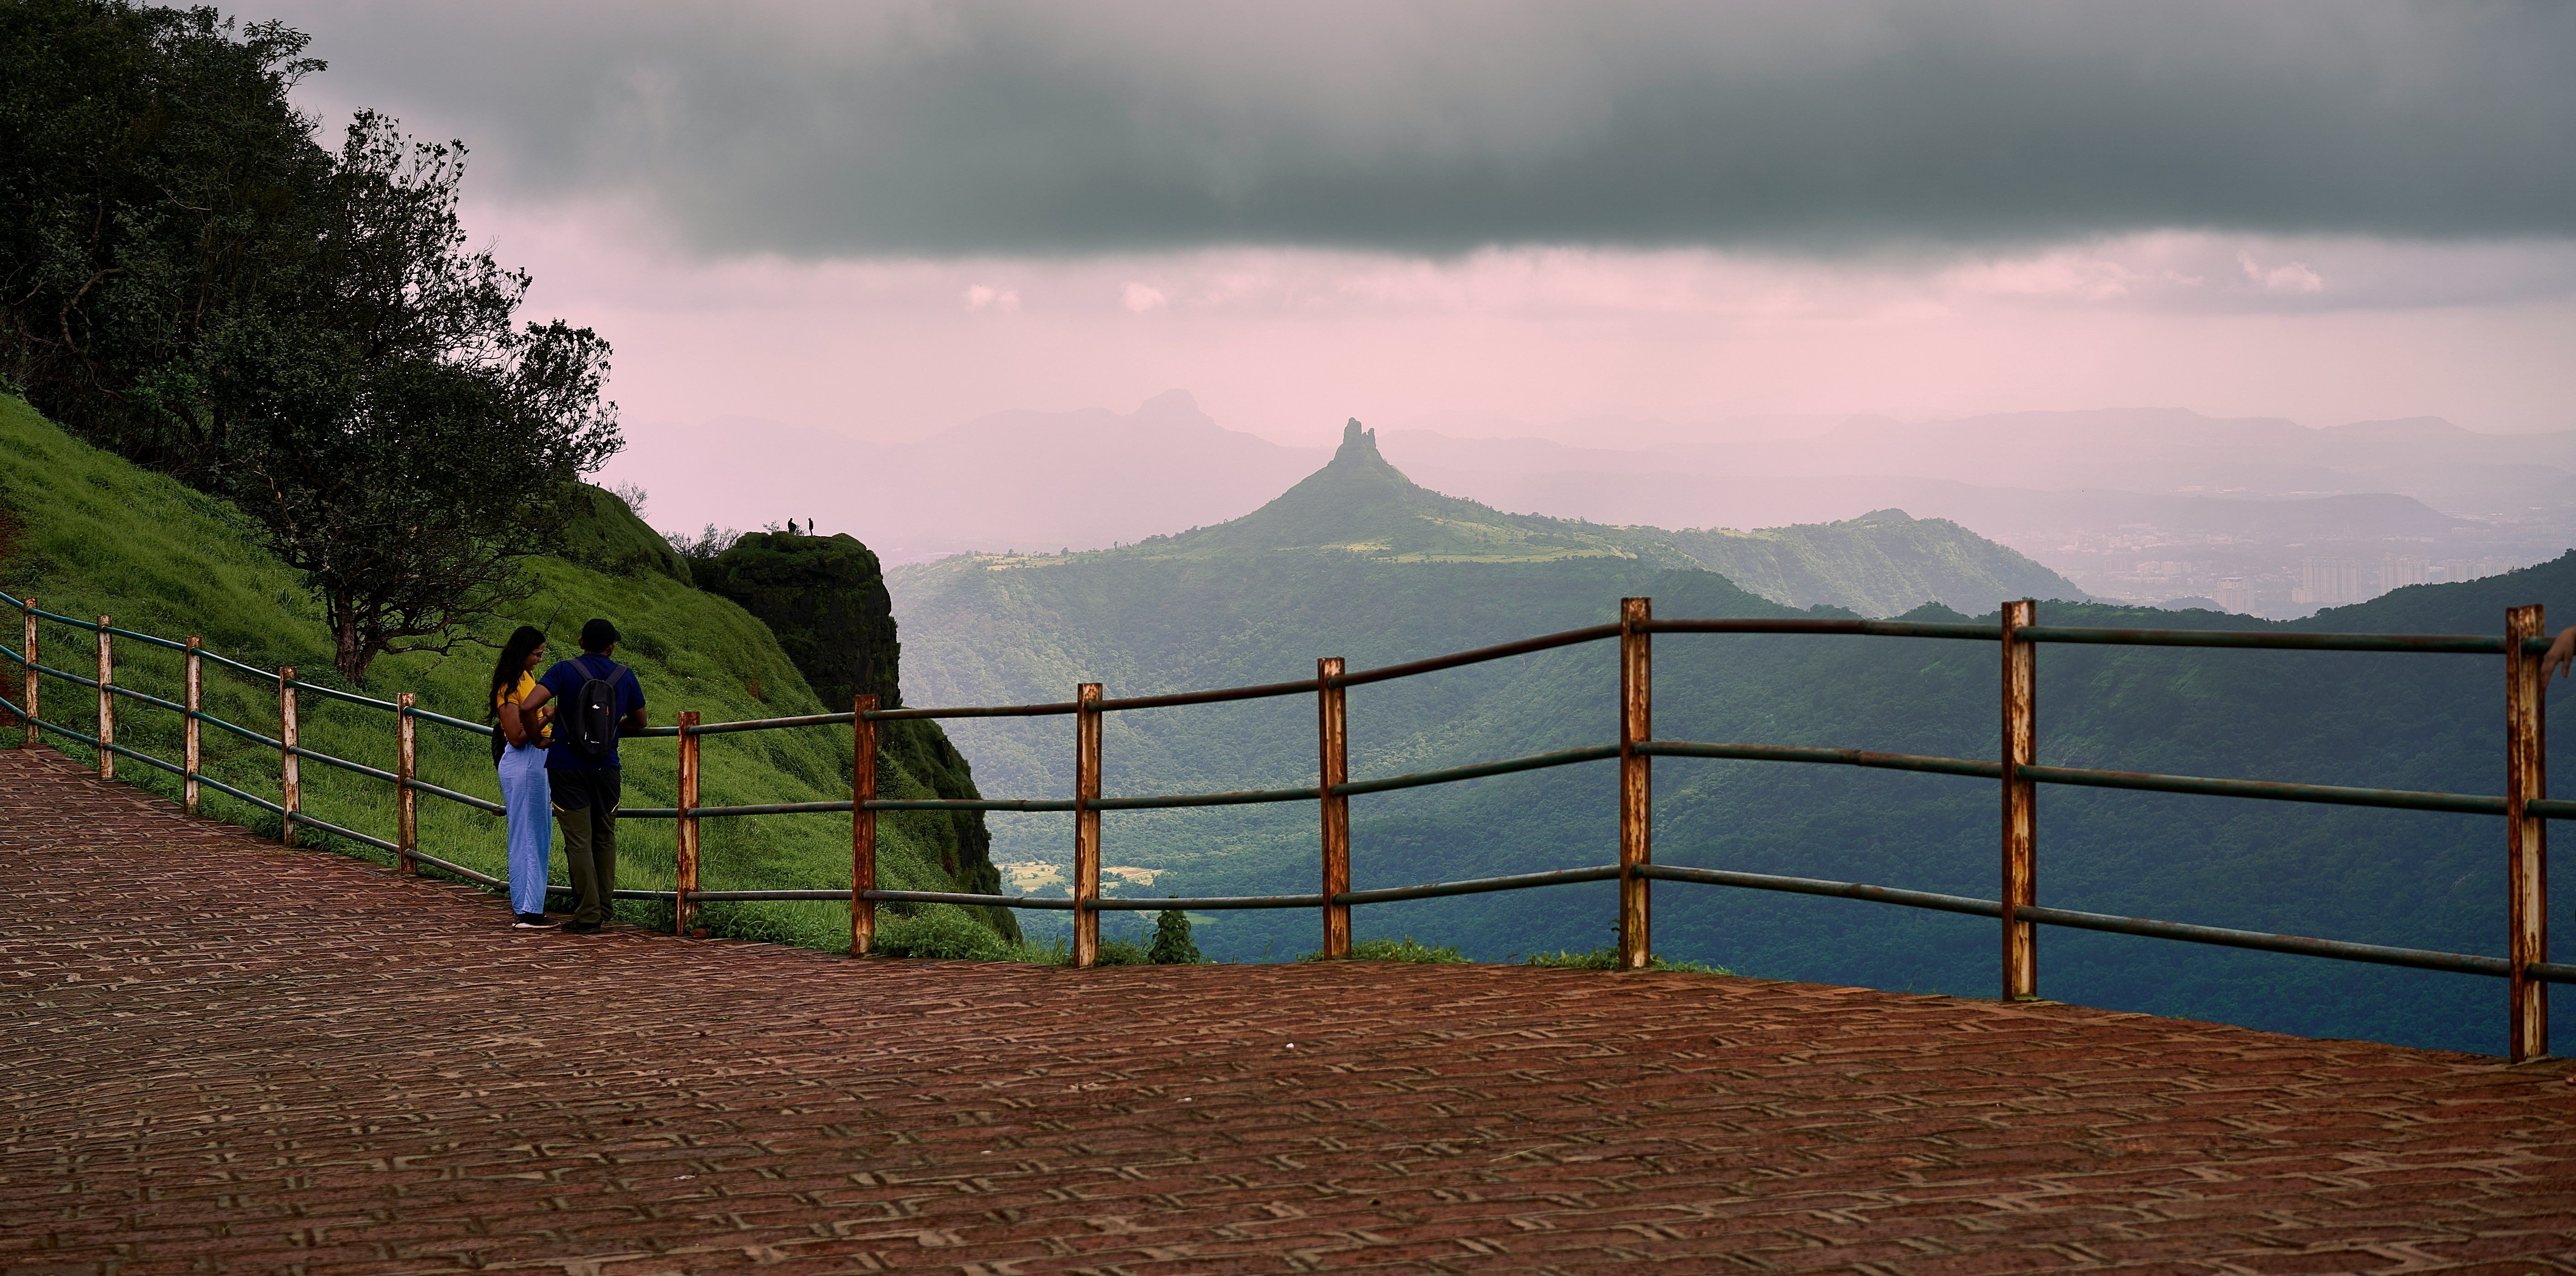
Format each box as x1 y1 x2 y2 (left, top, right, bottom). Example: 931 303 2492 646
888 423 2576 1052
922 418 2083 616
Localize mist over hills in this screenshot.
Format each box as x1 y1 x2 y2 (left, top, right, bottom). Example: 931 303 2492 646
616 394 2572 618
894 421 2083 617
623 391 1323 562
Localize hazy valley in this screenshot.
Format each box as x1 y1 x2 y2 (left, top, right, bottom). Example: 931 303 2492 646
622 395 2574 620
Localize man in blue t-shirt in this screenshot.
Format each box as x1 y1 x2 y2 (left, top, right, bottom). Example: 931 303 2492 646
518 618 648 932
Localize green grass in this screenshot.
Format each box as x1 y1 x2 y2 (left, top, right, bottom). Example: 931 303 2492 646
1298 936 1468 964
1518 945 1733 974
0 392 1002 952
869 904 1064 962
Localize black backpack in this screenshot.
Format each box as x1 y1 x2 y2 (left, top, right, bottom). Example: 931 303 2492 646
564 655 622 760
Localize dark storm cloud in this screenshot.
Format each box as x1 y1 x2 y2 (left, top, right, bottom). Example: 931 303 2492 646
266 0 2576 256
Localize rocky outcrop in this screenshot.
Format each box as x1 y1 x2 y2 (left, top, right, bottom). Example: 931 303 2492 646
695 530 1012 937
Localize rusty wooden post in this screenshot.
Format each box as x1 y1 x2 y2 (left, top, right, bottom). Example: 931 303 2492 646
853 694 878 957
2508 604 2549 1062
278 668 300 847
1073 682 1103 968
676 710 702 936
2000 599 2039 1001
395 692 418 875
18 596 35 748
1317 657 1352 958
1618 597 1653 970
183 638 202 816
94 617 113 780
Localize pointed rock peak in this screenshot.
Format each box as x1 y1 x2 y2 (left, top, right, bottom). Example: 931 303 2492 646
1136 388 1202 416
1333 418 1383 465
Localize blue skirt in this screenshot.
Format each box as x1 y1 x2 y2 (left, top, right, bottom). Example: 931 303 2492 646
497 743 553 915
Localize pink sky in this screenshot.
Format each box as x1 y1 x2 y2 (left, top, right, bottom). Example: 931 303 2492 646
244 0 2576 470
489 208 2576 460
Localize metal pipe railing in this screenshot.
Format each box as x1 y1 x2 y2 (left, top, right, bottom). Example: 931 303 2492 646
1646 617 2000 641
1094 678 1315 714
2017 762 2502 816
100 622 189 652
105 681 186 714
1640 740 2001 780
287 810 400 855
191 770 284 816
192 708 282 750
286 744 398 785
196 647 281 683
402 704 494 737
1329 622 1622 690
1336 743 1620 798
1091 784 1320 811
10 578 2572 1058
283 678 402 713
1635 863 2516 978
2017 624 2509 654
406 775 504 816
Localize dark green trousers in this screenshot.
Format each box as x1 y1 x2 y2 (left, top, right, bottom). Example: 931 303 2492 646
550 767 622 926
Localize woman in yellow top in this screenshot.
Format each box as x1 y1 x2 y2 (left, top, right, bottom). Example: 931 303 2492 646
488 626 557 928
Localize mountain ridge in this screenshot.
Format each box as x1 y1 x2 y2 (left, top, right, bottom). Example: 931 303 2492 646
911 417 2084 616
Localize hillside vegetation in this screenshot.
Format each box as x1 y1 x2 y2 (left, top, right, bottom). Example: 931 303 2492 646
0 393 1017 952
892 420 2576 1053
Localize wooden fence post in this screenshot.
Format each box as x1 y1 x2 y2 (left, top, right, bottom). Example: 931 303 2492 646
1318 657 1351 958
2001 600 2039 1001
278 668 300 847
395 692 418 875
183 638 202 816
2508 603 2549 1062
17 596 33 748
95 617 113 780
1619 597 1653 971
677 710 701 936
853 694 877 957
1073 682 1103 968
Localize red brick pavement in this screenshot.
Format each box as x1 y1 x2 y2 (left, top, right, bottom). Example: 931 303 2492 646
7 748 2576 1274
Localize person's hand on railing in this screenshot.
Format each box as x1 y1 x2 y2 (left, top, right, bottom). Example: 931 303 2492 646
2545 628 2576 684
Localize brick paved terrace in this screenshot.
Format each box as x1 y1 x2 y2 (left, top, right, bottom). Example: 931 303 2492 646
8 748 2576 1274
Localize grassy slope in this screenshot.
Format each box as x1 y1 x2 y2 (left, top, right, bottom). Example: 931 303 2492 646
0 393 1010 952
1656 509 2086 613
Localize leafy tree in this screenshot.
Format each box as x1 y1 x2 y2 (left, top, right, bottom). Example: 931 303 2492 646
0 2 621 681
208 114 619 680
0 0 326 468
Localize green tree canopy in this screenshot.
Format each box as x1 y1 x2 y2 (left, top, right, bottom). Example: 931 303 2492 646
0 0 619 680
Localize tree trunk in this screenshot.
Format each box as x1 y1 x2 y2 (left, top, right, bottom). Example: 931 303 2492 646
331 594 372 683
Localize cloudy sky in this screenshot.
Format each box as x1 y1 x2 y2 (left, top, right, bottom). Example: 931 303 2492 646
261 0 2576 449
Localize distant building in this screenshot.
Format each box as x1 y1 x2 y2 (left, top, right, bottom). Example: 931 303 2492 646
2381 555 2431 592
2292 558 2367 607
2213 577 2256 615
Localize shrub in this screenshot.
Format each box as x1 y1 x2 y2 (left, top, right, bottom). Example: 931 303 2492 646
1147 909 1203 964
1298 936 1467 964
1090 937 1150 967
874 905 1024 961
1519 944 1730 974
